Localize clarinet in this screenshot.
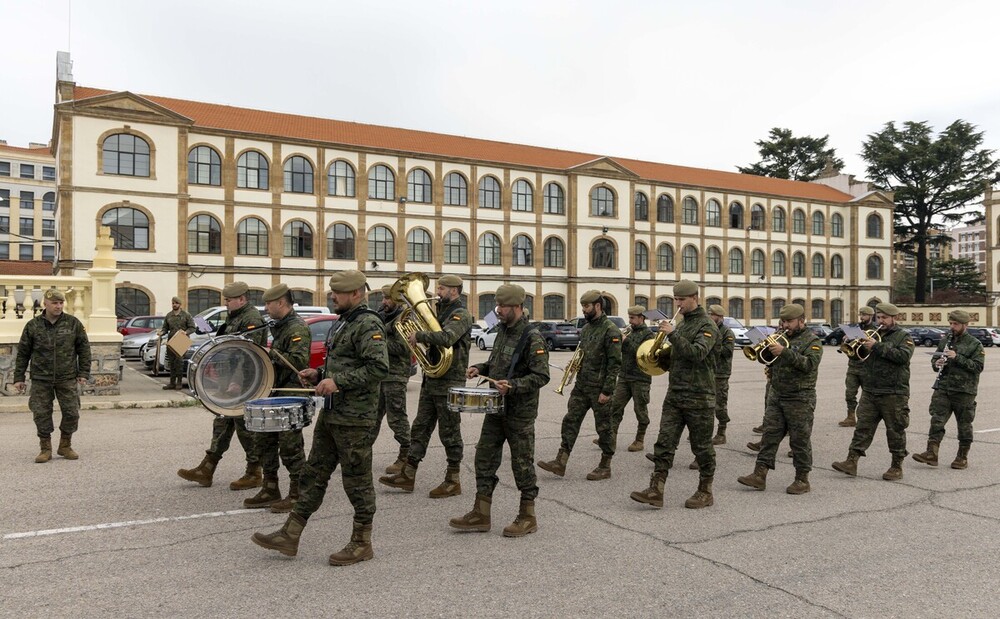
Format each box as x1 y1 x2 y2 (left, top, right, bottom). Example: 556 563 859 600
931 333 954 390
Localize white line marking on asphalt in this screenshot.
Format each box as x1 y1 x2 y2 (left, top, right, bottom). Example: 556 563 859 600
2 508 263 541
974 427 1000 434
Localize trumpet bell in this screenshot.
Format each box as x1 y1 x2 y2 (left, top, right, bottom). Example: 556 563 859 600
636 337 670 376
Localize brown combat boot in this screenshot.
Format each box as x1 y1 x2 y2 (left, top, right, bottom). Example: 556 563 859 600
630 472 666 508
712 424 727 445
177 454 219 487
786 470 810 495
384 447 409 475
645 452 655 463
230 464 263 491
746 441 761 452
592 437 600 445
752 425 764 434
429 465 462 498
270 478 299 513
951 445 970 470
243 475 282 508
328 521 374 566
586 455 612 480
627 430 645 452
251 512 306 557
449 494 492 532
912 441 939 466
685 476 714 509
832 452 860 476
689 458 699 470
503 499 538 538
57 433 78 460
737 464 768 490
882 455 903 481
538 449 569 477
379 460 417 492
35 437 52 463
162 379 176 390
838 411 857 427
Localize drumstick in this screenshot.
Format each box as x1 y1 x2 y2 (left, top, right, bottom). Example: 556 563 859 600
477 376 503 387
272 387 319 393
271 348 307 384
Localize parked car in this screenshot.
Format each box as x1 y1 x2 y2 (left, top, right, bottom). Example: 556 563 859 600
571 316 628 331
808 325 834 340
531 321 580 351
988 328 1000 346
469 322 486 342
721 317 749 347
476 324 501 351
122 331 160 359
907 327 946 347
965 327 994 347
118 315 164 336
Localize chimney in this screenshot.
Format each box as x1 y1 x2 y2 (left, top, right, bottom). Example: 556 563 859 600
56 51 75 103
29 142 48 149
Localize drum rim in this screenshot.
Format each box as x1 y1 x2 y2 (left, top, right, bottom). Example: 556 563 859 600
189 337 275 417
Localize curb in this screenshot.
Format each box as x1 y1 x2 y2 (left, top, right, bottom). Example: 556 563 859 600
0 397 199 413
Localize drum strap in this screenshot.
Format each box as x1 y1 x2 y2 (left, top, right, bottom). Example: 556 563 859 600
506 326 538 380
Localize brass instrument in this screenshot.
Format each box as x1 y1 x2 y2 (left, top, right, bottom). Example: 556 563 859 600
840 326 883 361
621 326 633 338
743 329 790 366
390 272 454 378
555 348 584 395
636 309 682 376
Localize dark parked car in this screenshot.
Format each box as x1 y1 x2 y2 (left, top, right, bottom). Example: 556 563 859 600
907 327 946 347
118 315 164 336
965 327 994 347
808 325 833 341
531 321 580 351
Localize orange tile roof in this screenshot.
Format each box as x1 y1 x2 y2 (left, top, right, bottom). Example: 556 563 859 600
0 143 51 156
72 86 854 203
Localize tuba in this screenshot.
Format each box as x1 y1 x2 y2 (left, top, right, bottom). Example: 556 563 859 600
637 309 682 376
555 348 584 395
390 272 454 378
840 326 883 361
743 329 790 366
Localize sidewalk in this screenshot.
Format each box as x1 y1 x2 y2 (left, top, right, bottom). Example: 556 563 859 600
0 363 198 413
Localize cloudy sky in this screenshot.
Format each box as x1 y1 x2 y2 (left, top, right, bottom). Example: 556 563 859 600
2 0 998 184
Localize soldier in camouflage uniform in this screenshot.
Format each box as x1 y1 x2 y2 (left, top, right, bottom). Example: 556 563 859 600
253 270 388 566
13 288 91 463
372 285 411 475
631 280 718 509
450 284 550 537
833 302 914 481
243 284 311 512
912 309 984 470
177 281 266 490
538 290 622 480
608 305 654 453
708 305 734 444
159 296 195 390
737 304 823 494
839 306 875 427
379 274 473 498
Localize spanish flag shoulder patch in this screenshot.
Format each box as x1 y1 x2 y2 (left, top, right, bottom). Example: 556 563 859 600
372 334 383 340
703 332 713 337
535 349 545 355
905 340 914 346
452 315 462 320
811 345 821 350
291 337 302 342
611 337 620 343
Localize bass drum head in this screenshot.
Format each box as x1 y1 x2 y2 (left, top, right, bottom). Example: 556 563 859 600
188 337 274 417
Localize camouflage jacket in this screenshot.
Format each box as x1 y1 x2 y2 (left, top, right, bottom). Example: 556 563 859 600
218 303 267 346
472 316 550 417
160 309 195 339
15 312 92 383
379 306 412 384
415 297 473 393
666 306 718 400
322 303 389 426
932 330 984 395
847 320 876 374
269 311 311 389
711 323 736 378
860 325 914 396
619 323 654 384
767 327 823 400
573 313 623 397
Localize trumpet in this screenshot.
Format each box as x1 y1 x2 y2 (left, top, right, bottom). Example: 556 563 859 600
554 348 584 395
636 309 682 376
840 326 884 361
743 329 789 366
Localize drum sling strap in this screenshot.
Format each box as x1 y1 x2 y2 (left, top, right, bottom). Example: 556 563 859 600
506 326 537 380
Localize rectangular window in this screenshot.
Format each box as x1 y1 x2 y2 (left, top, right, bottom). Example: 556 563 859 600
0 242 8 259
0 216 9 232
20 217 34 236
0 188 9 206
19 244 33 259
42 245 55 261
543 296 564 320
42 219 55 237
20 164 35 179
42 166 56 181
0 161 10 176
20 191 34 210
751 299 765 319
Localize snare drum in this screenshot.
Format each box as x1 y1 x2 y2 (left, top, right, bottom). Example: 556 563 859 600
244 396 321 432
447 387 504 414
188 335 275 417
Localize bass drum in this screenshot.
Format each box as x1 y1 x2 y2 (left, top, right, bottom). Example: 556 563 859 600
187 335 274 417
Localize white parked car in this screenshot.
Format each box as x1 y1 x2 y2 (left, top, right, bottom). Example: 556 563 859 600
475 324 501 351
122 332 160 358
988 328 1000 347
722 317 749 347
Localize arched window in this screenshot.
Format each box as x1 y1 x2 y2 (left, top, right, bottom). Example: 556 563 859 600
42 192 56 211
443 172 468 206
751 298 765 319
772 250 786 276
512 179 534 212
246 289 265 307
543 182 565 214
328 160 356 197
682 245 698 273
867 213 883 238
591 239 615 269
706 296 722 308
792 209 806 234
512 234 533 266
811 299 825 320
793 297 806 308
237 151 269 190
657 243 674 272
729 247 744 274
751 249 765 276
284 156 314 193
478 293 496 319
407 169 432 203
656 194 674 223
478 176 501 209
237 217 268 256
812 211 825 235
590 186 615 217
367 226 395 262
706 246 722 273
831 254 844 279
657 296 674 316
750 204 765 230
188 146 221 186
544 237 565 268
283 221 313 257
368 164 395 200
543 294 565 320
831 299 844 326
772 207 786 232
188 289 221 316
187 214 221 254
443 230 468 264
729 298 744 319
101 207 149 250
705 199 722 227
831 213 844 237
479 232 501 265
291 290 314 307
326 223 355 260
729 202 744 229
634 192 649 221
523 294 535 318
102 133 150 177
772 298 786 319
867 255 883 279
406 228 432 262
635 242 649 271
634 295 649 309
792 251 806 277
115 287 150 317
812 253 825 278
682 196 698 224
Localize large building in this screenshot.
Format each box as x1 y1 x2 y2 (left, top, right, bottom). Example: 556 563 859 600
50 61 895 325
0 141 58 264
949 223 986 272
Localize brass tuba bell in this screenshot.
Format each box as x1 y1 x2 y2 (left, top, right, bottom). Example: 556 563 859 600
390 272 454 378
636 309 682 376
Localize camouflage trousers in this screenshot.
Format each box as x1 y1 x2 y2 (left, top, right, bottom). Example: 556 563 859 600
408 389 463 466
849 392 910 459
650 393 716 477
475 408 538 501
756 392 815 472
927 390 977 447
206 415 259 465
254 429 305 478
30 379 80 438
715 375 731 425
610 380 651 441
167 348 184 383
845 371 862 414
371 381 410 449
560 386 614 456
294 412 375 525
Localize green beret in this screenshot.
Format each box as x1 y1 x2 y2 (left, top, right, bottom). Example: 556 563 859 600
779 303 805 320
627 305 646 316
380 285 392 295
580 289 602 304
875 302 900 317
495 284 526 306
948 309 971 324
262 283 290 302
673 279 698 297
329 270 367 292
438 274 463 288
43 288 65 302
223 281 249 298
171 296 182 304
859 306 875 316
708 304 725 317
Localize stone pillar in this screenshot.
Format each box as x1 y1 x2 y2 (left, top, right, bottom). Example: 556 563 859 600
88 226 120 338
